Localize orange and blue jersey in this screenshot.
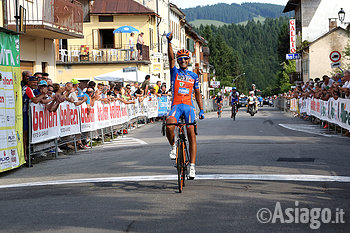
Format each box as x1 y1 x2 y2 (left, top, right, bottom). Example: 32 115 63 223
168 66 199 123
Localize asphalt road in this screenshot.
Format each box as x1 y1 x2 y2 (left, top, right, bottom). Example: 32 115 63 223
1 107 350 233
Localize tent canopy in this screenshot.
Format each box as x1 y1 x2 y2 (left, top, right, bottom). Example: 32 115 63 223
94 68 158 83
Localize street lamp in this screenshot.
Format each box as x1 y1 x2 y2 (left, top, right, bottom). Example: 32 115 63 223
338 8 345 23
232 72 245 83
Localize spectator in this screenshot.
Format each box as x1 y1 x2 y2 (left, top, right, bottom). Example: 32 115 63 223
21 71 32 87
137 32 144 60
42 73 49 82
141 75 150 96
154 81 161 94
47 78 53 86
321 75 333 90
129 33 135 60
71 78 83 96
22 76 46 165
34 72 43 81
111 85 134 104
160 84 170 96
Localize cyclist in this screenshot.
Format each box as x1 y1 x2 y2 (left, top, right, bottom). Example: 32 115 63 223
165 32 204 179
215 92 223 117
230 87 240 118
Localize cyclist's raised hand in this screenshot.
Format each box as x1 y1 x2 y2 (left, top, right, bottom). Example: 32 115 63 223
199 109 205 119
166 32 173 42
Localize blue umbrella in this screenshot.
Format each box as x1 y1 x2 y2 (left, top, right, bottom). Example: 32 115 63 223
113 26 139 34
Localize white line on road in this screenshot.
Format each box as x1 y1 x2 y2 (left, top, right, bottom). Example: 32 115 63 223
279 124 343 138
2 174 350 189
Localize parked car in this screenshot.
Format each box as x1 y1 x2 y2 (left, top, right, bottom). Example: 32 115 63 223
239 97 248 107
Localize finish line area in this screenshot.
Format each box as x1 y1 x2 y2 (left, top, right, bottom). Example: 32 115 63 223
2 174 350 189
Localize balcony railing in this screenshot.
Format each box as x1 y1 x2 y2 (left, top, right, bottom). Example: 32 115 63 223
57 44 150 63
7 0 83 35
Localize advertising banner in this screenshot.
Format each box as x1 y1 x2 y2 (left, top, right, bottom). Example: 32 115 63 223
294 98 350 131
59 102 81 137
0 32 25 172
158 96 171 117
29 97 174 146
31 103 60 144
80 102 97 133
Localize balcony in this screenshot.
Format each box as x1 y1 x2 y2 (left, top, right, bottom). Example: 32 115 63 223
7 0 83 39
57 44 150 64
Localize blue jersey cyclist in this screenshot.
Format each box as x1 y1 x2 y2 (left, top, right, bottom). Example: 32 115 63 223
165 32 204 179
230 87 240 118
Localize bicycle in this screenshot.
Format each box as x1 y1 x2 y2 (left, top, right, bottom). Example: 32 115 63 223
217 103 222 118
231 102 238 120
162 116 197 193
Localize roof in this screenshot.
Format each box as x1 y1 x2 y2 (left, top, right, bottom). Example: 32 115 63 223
91 0 158 16
184 22 208 44
283 0 299 13
304 27 348 49
170 3 186 17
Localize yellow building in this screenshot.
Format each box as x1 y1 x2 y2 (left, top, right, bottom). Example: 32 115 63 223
56 0 159 85
5 0 83 76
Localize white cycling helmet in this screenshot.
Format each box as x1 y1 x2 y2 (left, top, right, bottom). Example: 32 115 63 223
217 92 222 96
249 91 254 95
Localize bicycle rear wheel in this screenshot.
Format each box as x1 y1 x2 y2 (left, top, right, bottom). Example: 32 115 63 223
233 105 236 120
176 141 184 193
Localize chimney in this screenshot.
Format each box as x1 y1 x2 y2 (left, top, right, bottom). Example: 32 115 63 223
329 18 337 31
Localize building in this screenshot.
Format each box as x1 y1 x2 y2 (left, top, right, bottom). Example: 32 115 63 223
5 0 84 77
55 0 159 84
301 27 349 81
283 0 350 82
132 0 211 99
184 22 210 99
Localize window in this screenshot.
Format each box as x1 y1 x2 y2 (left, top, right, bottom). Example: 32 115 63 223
99 29 115 48
149 28 154 49
99 16 113 22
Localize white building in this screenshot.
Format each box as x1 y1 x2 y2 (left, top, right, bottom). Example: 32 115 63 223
284 0 350 82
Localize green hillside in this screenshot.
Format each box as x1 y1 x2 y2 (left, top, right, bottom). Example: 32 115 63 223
238 16 266 26
182 3 291 24
190 19 228 27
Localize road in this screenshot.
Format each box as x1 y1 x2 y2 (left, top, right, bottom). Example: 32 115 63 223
1 106 350 233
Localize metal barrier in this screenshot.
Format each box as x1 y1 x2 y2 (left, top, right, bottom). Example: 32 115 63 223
273 97 350 136
26 97 229 166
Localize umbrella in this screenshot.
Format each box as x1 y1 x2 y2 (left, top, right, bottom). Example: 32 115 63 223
113 26 139 34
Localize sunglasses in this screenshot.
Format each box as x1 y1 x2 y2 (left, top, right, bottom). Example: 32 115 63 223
177 57 190 61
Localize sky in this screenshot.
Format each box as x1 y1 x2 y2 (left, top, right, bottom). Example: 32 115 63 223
170 0 289 9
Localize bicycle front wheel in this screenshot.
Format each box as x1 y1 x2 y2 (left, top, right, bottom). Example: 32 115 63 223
176 141 184 193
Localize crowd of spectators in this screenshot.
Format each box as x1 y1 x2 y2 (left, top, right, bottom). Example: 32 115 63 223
282 70 350 101
279 70 350 137
21 71 172 165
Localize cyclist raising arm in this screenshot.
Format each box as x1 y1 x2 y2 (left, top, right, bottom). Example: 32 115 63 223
166 32 204 179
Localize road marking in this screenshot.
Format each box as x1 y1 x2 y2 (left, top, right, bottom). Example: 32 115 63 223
279 124 343 138
103 137 148 148
2 174 350 189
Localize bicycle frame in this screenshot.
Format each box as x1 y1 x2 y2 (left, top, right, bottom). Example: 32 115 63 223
162 117 197 192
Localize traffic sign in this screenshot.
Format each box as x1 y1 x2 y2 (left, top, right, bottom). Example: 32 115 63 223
331 62 341 68
286 53 300 60
330 51 341 62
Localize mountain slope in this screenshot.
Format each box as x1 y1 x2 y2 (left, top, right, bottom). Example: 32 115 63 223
183 3 291 24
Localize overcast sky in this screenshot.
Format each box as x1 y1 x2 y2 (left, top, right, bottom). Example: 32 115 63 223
171 0 289 9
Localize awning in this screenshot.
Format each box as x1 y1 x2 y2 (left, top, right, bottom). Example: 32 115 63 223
94 68 159 83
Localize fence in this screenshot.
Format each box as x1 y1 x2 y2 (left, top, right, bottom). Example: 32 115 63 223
274 97 350 134
26 97 229 166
